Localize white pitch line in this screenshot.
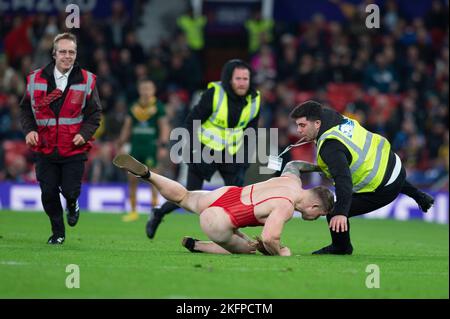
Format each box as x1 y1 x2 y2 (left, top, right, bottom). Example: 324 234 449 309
0 260 28 266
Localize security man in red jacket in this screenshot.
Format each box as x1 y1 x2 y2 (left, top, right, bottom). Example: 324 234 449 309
20 32 102 244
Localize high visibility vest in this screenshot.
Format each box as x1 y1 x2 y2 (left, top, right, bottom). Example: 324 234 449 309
316 117 391 193
177 15 207 50
245 19 274 53
198 82 260 155
26 67 96 157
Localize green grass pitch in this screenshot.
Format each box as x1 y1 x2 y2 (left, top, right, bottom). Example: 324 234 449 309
0 210 448 298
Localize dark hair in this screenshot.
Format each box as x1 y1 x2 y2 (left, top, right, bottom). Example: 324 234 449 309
225 59 252 72
289 100 323 121
220 59 256 98
310 186 334 214
221 59 253 82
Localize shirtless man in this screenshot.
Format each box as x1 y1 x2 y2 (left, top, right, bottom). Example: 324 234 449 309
113 154 334 256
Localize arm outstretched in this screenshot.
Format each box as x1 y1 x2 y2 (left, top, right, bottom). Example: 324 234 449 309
281 160 322 178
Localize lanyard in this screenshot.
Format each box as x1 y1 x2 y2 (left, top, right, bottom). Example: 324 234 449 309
267 139 312 171
277 139 312 157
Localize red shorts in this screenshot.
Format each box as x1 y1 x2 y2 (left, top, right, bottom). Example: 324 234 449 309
208 186 263 228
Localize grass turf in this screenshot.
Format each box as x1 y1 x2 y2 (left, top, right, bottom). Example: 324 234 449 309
0 210 448 299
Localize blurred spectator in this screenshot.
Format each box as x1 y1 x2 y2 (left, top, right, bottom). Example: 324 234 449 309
4 153 28 182
427 121 447 161
425 0 449 30
1 94 24 140
102 98 129 142
105 0 131 49
147 53 169 92
113 48 136 89
364 53 399 93
392 117 417 153
96 60 119 92
98 81 117 115
167 49 201 94
382 0 402 32
87 142 124 183
251 45 277 86
32 32 55 69
296 54 317 91
124 30 146 64
4 16 34 67
330 0 375 38
367 94 396 137
277 34 298 83
0 54 25 95
327 51 353 83
345 87 370 120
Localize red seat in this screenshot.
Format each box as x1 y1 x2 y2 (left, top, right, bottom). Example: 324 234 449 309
327 83 362 112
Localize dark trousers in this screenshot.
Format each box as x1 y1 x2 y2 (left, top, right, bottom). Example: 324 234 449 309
36 159 85 237
328 166 425 249
157 164 247 215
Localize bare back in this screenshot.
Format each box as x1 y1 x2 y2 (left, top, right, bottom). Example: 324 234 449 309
244 176 301 222
191 175 302 222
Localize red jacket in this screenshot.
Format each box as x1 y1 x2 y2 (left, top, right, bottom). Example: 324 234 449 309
26 67 97 157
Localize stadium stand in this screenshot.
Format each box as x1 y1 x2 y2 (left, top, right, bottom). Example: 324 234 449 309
0 0 448 191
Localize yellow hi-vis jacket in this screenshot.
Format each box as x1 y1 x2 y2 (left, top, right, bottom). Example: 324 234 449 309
177 15 207 50
316 117 391 193
245 18 274 53
198 82 260 155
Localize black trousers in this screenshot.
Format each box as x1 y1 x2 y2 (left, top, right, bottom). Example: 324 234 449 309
327 165 425 249
36 159 85 237
157 163 247 215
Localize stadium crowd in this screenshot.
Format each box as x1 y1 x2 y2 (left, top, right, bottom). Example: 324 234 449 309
0 0 448 190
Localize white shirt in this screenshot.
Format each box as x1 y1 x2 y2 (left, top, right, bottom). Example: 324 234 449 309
54 66 73 91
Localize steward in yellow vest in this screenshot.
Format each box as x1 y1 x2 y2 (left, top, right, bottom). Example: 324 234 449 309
177 12 207 51
146 59 261 239
185 59 260 182
288 100 434 255
197 80 260 156
244 12 274 54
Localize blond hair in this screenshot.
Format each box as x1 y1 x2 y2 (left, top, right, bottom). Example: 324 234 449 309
311 186 335 214
52 32 77 56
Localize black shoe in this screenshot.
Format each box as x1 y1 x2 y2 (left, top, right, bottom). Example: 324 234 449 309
146 208 164 239
181 236 202 253
66 200 80 227
47 234 65 245
416 192 434 212
312 244 353 255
